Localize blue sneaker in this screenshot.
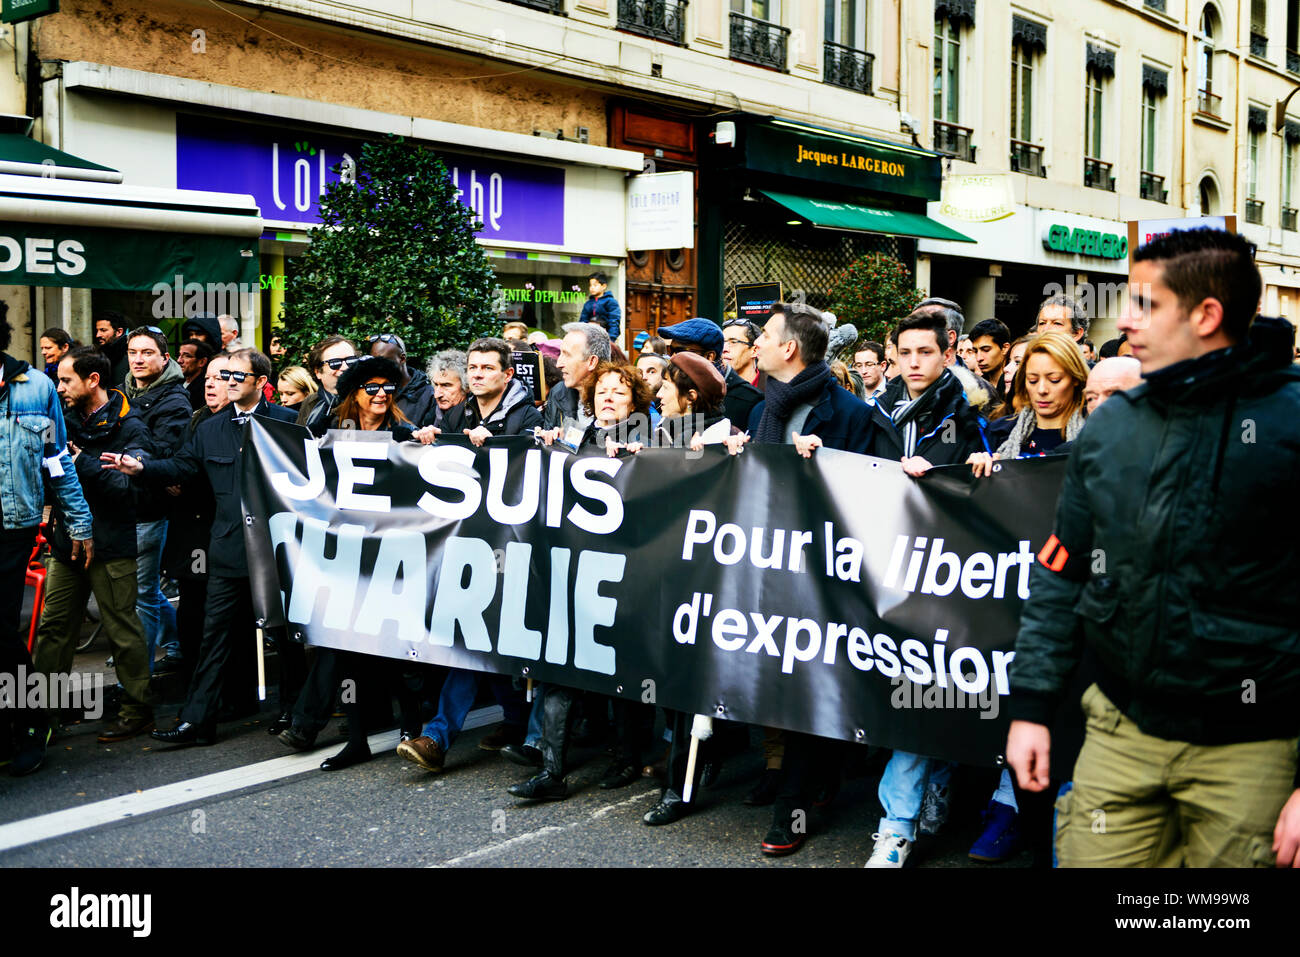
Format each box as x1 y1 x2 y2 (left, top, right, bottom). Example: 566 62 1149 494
968 800 1021 862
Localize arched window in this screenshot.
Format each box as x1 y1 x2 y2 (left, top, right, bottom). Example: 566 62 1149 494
1198 6 1218 94
1199 175 1219 215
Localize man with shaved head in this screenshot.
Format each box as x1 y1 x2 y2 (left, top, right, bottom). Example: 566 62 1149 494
1084 356 1141 414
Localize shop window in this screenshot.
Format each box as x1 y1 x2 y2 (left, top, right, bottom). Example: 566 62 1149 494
493 263 607 337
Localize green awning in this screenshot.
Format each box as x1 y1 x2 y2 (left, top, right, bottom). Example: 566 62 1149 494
761 190 976 243
0 134 121 182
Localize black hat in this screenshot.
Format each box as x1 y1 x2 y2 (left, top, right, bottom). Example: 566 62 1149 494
336 355 405 400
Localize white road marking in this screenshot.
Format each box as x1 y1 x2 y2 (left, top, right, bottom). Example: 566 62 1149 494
0 706 506 855
435 788 660 867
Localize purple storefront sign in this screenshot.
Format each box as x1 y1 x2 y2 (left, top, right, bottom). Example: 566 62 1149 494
176 115 565 246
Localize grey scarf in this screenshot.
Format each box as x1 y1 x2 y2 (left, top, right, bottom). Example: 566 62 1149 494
995 407 1085 459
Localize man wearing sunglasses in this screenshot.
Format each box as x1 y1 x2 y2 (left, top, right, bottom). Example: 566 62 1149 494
367 332 435 427
102 349 301 746
298 336 359 432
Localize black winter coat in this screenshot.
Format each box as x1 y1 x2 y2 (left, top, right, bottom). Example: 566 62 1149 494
129 378 193 521
723 366 763 430
863 369 990 465
463 378 543 437
395 369 436 428
747 378 874 453
46 390 150 563
542 380 580 429
1008 316 1300 749
139 399 298 577
160 406 217 582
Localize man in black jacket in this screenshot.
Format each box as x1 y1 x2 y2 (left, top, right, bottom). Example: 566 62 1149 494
860 310 991 868
1007 229 1300 868
35 348 155 744
123 327 193 676
103 349 299 745
400 338 535 774
741 303 874 856
543 322 609 429
93 311 130 389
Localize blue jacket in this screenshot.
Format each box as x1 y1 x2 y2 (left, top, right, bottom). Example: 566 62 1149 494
579 291 621 340
747 378 874 454
0 353 92 537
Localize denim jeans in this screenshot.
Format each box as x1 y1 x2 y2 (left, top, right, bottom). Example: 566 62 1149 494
135 520 179 668
524 683 545 749
877 751 952 842
420 668 528 750
992 768 1019 811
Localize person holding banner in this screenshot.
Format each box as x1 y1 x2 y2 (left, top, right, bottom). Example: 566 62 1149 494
1007 228 1300 868
739 301 874 855
101 350 299 747
859 309 992 868
397 340 536 774
543 323 610 430
422 349 469 433
510 362 656 800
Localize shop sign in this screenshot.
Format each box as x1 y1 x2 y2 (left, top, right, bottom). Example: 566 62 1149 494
0 222 256 291
1042 223 1127 260
176 115 566 245
2 0 59 24
734 281 783 321
1128 215 1235 256
626 171 694 251
743 121 940 201
939 174 1014 223
500 284 585 304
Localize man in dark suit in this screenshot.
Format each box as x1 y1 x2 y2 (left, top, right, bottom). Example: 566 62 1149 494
102 349 300 745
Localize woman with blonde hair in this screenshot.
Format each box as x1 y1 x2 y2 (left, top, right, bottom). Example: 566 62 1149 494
975 332 1089 464
275 365 318 411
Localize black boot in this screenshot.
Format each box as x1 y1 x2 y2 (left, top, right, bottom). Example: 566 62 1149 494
643 789 689 826
321 742 371 771
10 711 51 777
508 687 573 800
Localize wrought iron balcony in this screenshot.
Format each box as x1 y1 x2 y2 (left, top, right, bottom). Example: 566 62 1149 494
618 0 687 46
933 119 975 162
1251 31 1268 58
729 12 790 71
1084 157 1115 191
1246 198 1265 224
1196 88 1222 118
1290 49 1300 75
502 0 565 12
823 40 874 95
1140 171 1167 203
1010 138 1045 177
1283 206 1298 231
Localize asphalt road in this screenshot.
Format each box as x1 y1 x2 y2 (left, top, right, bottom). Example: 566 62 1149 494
1 650 1032 869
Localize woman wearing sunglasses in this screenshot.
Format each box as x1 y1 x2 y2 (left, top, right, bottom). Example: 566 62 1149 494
307 355 414 441
283 355 420 770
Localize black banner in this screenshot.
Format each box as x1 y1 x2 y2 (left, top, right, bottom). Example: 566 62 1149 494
242 417 1066 766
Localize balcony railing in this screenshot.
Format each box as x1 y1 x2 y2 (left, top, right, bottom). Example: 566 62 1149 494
933 119 975 162
729 12 789 71
823 40 874 95
617 0 688 46
1010 138 1045 177
1283 206 1298 231
1084 157 1115 191
502 0 564 12
1290 49 1300 75
1251 31 1268 59
1246 198 1265 224
1140 171 1168 203
1197 88 1222 118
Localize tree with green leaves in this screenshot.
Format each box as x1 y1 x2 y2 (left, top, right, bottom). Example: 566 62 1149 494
828 252 923 347
280 137 499 366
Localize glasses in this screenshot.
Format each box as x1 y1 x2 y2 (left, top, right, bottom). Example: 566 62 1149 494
361 382 397 396
323 355 360 371
852 361 880 370
218 369 251 383
366 334 402 346
723 337 753 348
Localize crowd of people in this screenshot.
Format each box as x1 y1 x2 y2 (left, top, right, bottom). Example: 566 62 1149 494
2 229 1298 868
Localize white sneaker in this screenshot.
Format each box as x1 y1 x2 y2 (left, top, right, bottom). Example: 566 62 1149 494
865 830 912 868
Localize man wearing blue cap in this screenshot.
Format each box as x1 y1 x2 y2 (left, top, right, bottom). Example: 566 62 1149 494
658 317 763 427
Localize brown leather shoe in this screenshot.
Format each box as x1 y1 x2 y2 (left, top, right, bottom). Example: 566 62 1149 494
396 735 445 772
98 714 155 743
478 725 524 751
